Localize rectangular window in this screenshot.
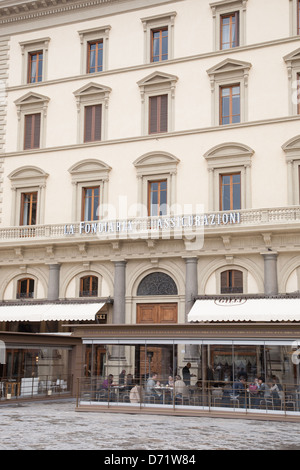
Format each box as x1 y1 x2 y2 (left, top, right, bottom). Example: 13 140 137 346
220 12 239 49
151 27 168 62
82 186 100 221
24 113 41 150
17 278 35 299
80 276 98 297
87 40 103 73
20 192 38 226
84 104 102 142
220 173 241 211
149 95 168 134
220 85 240 125
148 180 167 216
28 51 43 83
221 270 243 294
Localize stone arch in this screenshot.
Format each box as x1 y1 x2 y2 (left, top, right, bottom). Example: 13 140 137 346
128 261 185 298
1 268 48 301
199 258 263 295
137 272 178 296
61 264 113 298
279 256 300 293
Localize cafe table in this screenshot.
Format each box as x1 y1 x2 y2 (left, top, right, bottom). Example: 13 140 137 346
154 385 173 404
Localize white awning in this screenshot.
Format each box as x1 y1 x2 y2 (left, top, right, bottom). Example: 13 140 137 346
188 298 300 322
0 302 105 322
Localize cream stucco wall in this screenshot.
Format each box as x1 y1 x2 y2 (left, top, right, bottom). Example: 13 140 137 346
0 0 300 315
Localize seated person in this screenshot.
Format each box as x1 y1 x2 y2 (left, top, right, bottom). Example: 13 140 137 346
174 375 190 402
146 372 162 401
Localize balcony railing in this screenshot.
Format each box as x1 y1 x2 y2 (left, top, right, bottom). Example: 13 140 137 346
0 206 300 243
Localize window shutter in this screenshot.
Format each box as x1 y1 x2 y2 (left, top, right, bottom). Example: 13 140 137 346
235 11 240 47
24 113 41 150
33 113 41 148
149 96 158 133
84 106 93 142
160 94 168 132
149 95 168 134
234 269 243 291
84 105 102 142
24 115 33 150
94 104 102 141
221 269 243 294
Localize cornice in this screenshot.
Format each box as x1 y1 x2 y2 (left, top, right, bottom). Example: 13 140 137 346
0 0 120 24
0 0 183 26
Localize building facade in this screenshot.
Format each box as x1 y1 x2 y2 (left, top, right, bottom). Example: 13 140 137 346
1 0 300 415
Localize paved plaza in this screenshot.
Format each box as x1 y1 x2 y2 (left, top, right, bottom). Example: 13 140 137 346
0 399 300 451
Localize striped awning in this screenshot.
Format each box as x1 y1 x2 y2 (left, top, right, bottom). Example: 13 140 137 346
188 298 300 322
0 302 105 322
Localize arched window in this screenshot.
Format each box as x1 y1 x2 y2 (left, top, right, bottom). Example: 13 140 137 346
220 269 243 294
17 278 34 299
137 272 177 296
79 275 98 297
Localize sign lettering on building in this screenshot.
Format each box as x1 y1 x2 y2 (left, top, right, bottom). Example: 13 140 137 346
64 212 241 236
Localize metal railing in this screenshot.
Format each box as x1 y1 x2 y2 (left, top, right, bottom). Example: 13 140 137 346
76 376 300 417
0 375 72 401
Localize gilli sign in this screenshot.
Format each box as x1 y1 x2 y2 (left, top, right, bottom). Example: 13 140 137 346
63 212 241 236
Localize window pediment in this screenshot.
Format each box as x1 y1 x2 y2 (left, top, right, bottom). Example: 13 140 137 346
284 48 300 65
134 151 179 176
73 82 112 98
207 58 251 77
204 142 254 168
68 159 111 181
137 71 178 89
282 135 300 152
9 166 49 185
14 92 50 108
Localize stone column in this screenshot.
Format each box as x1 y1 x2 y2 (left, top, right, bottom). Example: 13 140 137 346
111 260 127 361
113 261 127 324
184 257 198 362
262 252 278 295
47 264 60 300
185 257 198 321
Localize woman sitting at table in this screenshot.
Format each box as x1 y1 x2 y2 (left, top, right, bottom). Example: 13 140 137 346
174 375 190 403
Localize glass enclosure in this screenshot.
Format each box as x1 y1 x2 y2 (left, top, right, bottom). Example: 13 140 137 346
0 346 72 400
78 340 300 416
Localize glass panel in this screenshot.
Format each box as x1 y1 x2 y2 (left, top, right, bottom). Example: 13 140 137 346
0 347 71 399
232 22 237 47
77 341 300 414
221 176 231 211
152 31 160 62
221 94 230 124
97 43 103 71
221 23 230 49
232 175 241 210
161 30 168 60
89 44 96 72
232 93 240 116
30 57 37 83
37 54 43 82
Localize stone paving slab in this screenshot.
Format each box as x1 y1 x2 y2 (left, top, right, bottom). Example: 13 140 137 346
0 399 300 450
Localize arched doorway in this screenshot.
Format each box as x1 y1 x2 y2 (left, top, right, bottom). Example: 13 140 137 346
136 272 178 380
136 272 178 324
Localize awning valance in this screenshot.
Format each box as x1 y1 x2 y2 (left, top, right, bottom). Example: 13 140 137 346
0 302 105 322
188 298 300 322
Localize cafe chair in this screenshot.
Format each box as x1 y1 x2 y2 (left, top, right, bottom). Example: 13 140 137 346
259 397 274 410
281 394 296 411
